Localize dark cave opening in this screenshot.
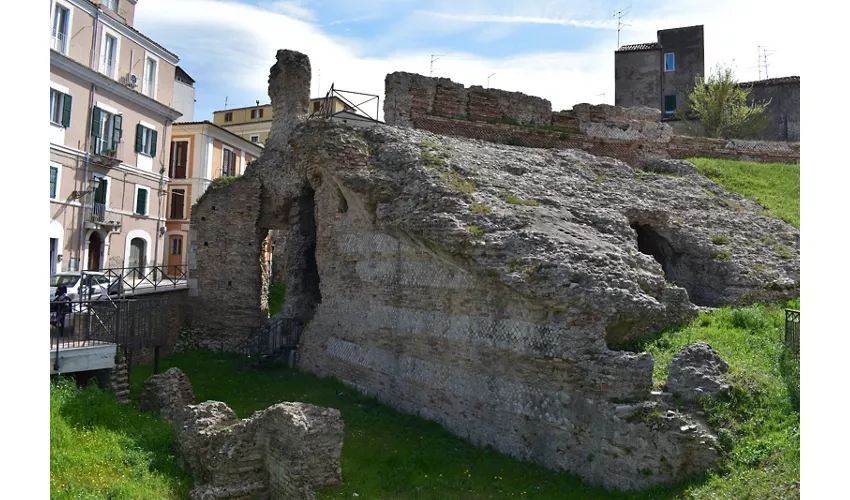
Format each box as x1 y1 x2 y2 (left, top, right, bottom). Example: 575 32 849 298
285 184 323 320
631 222 679 279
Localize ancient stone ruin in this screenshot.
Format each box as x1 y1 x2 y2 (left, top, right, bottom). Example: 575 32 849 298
140 368 344 500
186 49 800 491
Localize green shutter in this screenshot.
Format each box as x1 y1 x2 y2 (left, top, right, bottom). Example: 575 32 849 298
150 129 158 157
112 114 123 147
61 94 72 128
136 188 147 215
135 124 143 153
90 107 102 138
50 167 58 198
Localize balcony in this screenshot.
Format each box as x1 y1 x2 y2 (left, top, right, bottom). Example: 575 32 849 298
90 139 123 168
86 203 121 231
50 29 68 55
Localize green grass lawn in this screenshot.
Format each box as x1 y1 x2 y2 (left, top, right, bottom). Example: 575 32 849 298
50 377 191 499
689 157 800 228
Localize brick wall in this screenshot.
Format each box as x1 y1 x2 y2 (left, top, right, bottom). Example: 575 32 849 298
386 72 799 165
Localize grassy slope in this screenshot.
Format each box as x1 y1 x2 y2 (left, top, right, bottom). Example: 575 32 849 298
689 157 800 228
50 378 190 499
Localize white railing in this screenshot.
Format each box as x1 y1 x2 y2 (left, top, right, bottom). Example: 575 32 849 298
50 29 68 54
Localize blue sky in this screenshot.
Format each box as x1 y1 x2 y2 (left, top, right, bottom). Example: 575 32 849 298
134 0 802 122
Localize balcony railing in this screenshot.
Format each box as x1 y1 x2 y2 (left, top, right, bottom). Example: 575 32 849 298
50 29 68 54
91 140 123 168
91 202 107 223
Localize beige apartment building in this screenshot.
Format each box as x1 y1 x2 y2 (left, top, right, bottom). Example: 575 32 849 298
50 0 183 276
164 121 263 270
211 96 377 146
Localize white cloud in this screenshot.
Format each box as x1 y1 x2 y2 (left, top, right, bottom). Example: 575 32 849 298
134 0 803 121
415 11 617 29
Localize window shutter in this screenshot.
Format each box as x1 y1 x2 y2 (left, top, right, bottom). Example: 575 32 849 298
178 142 187 178
150 130 158 157
90 107 102 138
135 124 143 153
50 167 58 198
259 108 264 118
112 114 123 147
231 150 237 175
61 94 72 128
136 189 147 215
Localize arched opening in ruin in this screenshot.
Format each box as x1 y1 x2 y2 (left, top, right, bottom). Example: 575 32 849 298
631 223 679 279
282 184 322 320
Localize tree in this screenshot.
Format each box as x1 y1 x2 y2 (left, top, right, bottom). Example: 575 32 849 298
681 63 771 139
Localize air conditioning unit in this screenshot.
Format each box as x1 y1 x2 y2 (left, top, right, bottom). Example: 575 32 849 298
123 73 139 88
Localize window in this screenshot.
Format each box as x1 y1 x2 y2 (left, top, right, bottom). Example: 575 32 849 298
224 112 233 122
134 186 149 216
90 107 123 155
664 52 675 72
221 148 236 177
101 33 118 78
250 108 264 119
170 189 185 220
50 166 59 199
52 3 70 53
170 141 188 178
313 101 321 112
143 56 158 98
250 135 259 143
171 236 182 255
105 0 119 12
664 94 677 115
135 124 158 157
50 88 72 127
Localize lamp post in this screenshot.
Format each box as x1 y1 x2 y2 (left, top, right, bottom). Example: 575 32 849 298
487 73 495 88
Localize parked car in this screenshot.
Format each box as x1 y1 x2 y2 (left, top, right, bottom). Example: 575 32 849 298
49 271 115 302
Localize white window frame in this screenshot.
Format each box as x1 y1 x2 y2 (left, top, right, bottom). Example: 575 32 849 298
105 0 119 13
138 124 156 157
250 134 259 143
170 235 183 256
50 88 66 125
91 173 112 212
142 52 159 100
99 26 121 79
51 0 74 55
221 145 235 177
93 105 120 155
50 162 63 200
664 52 675 72
133 185 150 216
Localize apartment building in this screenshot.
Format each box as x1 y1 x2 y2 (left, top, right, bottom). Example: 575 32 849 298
50 0 183 276
211 96 377 146
164 121 263 270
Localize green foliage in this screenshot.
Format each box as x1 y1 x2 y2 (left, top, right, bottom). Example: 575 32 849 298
691 158 799 228
502 194 540 206
711 235 730 245
489 115 519 126
712 250 732 261
420 141 449 171
466 225 484 236
50 378 190 498
680 63 771 139
268 282 286 316
442 171 476 193
775 245 793 259
469 202 492 214
510 259 542 275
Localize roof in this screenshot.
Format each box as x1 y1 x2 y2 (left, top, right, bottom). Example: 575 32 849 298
175 66 195 85
738 76 800 87
173 120 265 150
616 42 661 53
83 0 178 60
212 96 348 114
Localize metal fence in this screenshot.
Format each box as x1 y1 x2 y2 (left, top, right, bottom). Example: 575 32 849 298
50 296 172 372
785 309 800 355
93 265 188 296
235 316 306 367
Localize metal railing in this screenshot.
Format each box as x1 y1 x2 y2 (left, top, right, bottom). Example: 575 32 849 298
785 309 800 356
50 296 170 372
235 316 306 367
93 265 189 296
50 29 68 54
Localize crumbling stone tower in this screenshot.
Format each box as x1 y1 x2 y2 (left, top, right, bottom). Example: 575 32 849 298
188 50 799 491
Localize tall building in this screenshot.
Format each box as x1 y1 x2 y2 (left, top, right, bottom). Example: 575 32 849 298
164 121 264 270
173 66 196 122
212 96 378 146
50 0 183 276
614 25 705 117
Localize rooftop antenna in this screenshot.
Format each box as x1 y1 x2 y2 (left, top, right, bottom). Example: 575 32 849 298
317 69 321 98
430 54 444 77
611 5 631 48
224 96 228 110
256 100 259 107
487 73 495 88
596 92 606 104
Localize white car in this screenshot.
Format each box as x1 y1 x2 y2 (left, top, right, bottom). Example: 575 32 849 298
49 271 115 302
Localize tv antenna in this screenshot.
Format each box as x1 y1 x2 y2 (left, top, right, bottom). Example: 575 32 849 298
430 54 444 77
596 92 606 104
223 96 228 110
611 5 631 48
487 73 495 88
758 46 776 80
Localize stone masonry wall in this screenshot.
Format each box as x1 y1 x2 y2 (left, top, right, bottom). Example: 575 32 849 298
189 175 268 349
385 72 799 165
